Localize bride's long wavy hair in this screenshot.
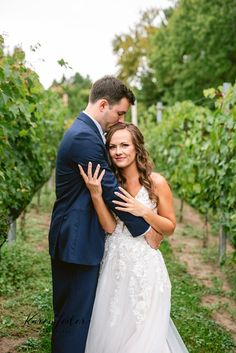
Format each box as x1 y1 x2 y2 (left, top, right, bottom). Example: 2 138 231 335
106 123 159 204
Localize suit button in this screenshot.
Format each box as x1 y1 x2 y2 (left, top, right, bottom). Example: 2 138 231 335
63 215 67 220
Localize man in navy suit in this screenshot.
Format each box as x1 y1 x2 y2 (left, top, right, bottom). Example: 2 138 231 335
48 76 163 353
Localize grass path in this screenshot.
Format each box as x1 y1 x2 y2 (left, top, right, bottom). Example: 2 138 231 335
0 189 235 352
171 199 236 345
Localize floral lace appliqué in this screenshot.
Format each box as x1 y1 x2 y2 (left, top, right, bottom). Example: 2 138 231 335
100 186 171 326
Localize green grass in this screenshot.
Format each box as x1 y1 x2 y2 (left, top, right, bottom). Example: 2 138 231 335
0 185 53 353
161 240 236 353
181 224 204 239
201 246 236 301
0 184 235 352
224 255 236 300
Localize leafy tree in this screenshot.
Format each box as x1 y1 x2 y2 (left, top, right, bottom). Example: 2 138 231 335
112 8 160 85
150 0 236 104
112 1 236 107
112 7 171 113
51 72 92 121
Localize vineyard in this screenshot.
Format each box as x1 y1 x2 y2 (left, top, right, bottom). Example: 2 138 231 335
0 35 66 246
140 84 236 262
1 0 236 350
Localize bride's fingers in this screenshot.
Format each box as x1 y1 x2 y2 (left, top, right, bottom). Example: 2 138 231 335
98 169 105 183
78 164 88 182
87 161 92 179
114 206 129 212
93 164 101 179
118 186 132 199
114 191 130 202
112 200 129 207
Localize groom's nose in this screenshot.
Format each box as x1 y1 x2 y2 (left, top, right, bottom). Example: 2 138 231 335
118 116 124 123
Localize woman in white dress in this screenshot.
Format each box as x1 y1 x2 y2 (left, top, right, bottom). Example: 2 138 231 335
79 123 189 353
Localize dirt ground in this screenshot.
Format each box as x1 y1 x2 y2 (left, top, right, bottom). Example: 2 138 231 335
1 199 236 352
170 199 236 344
0 338 26 353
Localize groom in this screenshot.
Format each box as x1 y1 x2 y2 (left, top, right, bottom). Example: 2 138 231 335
48 75 163 353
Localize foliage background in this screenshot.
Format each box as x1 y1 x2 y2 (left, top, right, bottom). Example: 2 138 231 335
0 36 66 244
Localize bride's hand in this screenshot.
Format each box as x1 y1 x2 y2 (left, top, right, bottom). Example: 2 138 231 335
144 228 164 249
112 186 148 217
78 162 105 197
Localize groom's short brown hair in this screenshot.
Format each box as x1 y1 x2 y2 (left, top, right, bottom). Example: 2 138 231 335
89 75 135 106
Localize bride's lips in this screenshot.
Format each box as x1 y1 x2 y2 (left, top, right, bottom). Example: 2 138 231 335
114 157 125 162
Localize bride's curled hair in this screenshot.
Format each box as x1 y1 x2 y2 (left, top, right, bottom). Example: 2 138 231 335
106 123 158 205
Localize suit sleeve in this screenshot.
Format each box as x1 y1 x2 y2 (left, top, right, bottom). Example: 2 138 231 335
70 133 150 237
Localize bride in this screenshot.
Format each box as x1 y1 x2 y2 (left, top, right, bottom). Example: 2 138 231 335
78 122 189 353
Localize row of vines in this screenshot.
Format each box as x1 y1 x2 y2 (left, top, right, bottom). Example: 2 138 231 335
141 83 236 259
1 31 235 261
0 36 67 246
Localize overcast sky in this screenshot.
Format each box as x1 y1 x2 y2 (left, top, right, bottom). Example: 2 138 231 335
1 0 173 88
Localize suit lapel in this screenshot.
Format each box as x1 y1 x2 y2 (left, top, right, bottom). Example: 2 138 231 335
77 112 104 144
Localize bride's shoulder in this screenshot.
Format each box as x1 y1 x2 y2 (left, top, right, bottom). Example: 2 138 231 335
150 172 167 186
150 172 171 194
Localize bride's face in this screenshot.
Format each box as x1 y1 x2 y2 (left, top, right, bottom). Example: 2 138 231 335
108 129 136 169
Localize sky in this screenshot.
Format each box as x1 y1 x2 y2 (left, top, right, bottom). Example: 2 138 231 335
1 0 173 88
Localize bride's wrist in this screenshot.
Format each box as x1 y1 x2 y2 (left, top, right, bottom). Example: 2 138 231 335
142 206 152 218
91 193 103 201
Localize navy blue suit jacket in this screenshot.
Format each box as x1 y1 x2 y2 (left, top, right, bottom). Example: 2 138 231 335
48 112 149 265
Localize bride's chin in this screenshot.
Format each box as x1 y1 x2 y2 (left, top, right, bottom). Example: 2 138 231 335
113 162 125 169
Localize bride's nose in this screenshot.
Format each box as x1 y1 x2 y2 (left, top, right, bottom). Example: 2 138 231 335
115 146 122 155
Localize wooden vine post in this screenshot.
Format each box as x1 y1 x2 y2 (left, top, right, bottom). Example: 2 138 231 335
218 82 230 265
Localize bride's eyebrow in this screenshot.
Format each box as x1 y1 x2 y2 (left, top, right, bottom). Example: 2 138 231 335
109 141 129 146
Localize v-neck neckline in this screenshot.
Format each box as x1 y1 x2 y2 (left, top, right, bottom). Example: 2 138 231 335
134 185 144 199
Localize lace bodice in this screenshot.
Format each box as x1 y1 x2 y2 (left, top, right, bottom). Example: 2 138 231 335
99 186 171 327
112 185 156 238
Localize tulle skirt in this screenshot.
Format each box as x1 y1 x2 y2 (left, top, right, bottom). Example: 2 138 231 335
85 236 189 353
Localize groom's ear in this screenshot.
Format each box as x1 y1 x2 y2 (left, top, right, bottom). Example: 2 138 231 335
99 99 109 112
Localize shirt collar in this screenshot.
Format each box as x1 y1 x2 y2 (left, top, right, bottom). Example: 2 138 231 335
82 111 106 143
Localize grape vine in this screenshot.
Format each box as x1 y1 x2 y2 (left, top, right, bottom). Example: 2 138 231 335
0 36 67 246
141 83 236 252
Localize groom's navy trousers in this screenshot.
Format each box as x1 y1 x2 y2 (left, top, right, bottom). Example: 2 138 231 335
48 112 150 353
51 257 99 353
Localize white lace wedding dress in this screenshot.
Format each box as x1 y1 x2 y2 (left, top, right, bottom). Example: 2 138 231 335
85 186 189 353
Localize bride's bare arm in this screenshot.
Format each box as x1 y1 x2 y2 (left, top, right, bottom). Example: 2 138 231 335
148 173 176 235
78 163 116 234
113 173 176 236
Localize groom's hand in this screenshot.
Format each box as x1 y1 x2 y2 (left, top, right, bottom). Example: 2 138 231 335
144 228 164 249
